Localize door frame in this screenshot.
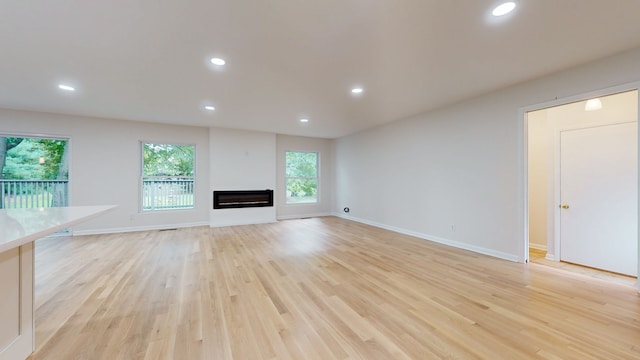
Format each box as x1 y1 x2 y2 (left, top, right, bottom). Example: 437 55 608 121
520 82 640 291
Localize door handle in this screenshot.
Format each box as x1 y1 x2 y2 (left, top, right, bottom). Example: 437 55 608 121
559 204 570 209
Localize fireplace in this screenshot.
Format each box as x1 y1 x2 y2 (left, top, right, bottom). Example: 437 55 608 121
213 190 274 209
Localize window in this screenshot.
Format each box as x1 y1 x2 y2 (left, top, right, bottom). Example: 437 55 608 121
142 143 195 211
285 151 318 204
0 135 69 209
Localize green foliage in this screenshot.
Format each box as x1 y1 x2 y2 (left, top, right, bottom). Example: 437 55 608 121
5 138 24 150
143 143 194 177
2 139 44 179
285 151 317 178
1 138 68 180
39 139 68 179
1 137 68 180
285 151 318 200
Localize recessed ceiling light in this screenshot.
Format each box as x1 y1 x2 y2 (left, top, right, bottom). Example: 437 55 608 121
351 87 364 94
299 118 309 123
58 84 75 91
492 2 516 16
210 57 226 66
204 105 215 111
585 98 602 111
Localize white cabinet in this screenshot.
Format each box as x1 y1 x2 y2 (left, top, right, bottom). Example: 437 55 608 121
0 245 33 360
0 206 115 360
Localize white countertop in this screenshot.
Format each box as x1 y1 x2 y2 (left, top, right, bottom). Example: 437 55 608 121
0 205 117 253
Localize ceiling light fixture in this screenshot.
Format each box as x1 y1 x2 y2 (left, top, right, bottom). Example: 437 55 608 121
210 57 226 66
585 98 602 111
351 87 364 94
299 118 309 123
492 2 516 16
58 84 76 91
204 105 215 111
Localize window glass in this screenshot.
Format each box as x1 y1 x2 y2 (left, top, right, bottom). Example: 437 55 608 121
142 143 195 211
285 151 318 204
0 136 69 209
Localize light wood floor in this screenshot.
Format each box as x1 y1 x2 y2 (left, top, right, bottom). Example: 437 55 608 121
529 248 637 288
30 217 640 359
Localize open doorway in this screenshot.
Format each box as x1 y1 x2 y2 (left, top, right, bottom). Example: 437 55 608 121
525 88 639 286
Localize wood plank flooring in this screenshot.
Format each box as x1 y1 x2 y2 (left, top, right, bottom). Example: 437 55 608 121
30 217 640 359
529 248 637 288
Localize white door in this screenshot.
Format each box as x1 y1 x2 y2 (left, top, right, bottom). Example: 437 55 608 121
559 122 638 276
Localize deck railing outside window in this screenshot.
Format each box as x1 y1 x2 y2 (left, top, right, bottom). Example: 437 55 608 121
0 180 69 209
142 177 194 211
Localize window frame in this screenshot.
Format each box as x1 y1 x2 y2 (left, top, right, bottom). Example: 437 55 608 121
140 141 196 212
285 150 320 205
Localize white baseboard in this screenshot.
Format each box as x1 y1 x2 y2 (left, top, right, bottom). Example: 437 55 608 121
277 212 333 220
334 213 520 263
209 219 276 228
72 221 209 236
544 253 557 261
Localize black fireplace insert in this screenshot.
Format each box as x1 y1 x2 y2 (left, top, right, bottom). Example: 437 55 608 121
213 190 274 209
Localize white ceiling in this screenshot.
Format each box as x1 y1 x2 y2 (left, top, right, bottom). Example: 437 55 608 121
2 1 640 139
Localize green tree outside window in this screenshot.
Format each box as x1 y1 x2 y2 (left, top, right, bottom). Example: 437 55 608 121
142 143 195 211
285 151 318 204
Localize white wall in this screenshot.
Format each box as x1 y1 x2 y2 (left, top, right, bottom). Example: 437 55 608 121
0 108 210 233
276 134 335 219
336 47 640 262
528 90 638 256
209 128 277 227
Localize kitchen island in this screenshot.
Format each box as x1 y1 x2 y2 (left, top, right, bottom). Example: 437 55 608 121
0 205 115 360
